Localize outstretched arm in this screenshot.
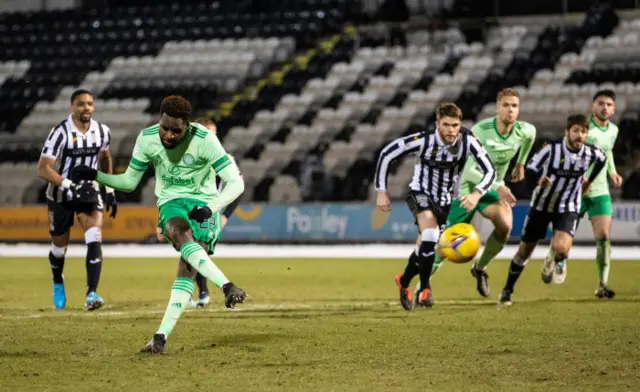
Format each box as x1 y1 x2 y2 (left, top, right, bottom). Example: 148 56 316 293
73 134 149 193
95 160 146 193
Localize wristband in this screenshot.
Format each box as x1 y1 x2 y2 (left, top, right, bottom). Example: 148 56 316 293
61 178 74 189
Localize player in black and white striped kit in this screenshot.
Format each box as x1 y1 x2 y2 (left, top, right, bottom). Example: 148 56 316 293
374 103 496 310
498 114 607 305
36 89 118 311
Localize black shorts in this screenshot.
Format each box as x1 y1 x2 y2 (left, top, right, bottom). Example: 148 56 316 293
47 197 104 237
521 209 579 243
405 191 450 232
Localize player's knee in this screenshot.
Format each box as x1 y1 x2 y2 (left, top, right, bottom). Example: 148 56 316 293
165 217 194 247
595 231 610 242
552 243 570 260
84 227 102 244
516 242 534 262
493 211 513 238
178 258 197 279
50 244 67 258
493 221 512 240
419 227 440 250
513 253 529 267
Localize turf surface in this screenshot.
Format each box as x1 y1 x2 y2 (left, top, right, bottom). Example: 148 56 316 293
1 257 639 391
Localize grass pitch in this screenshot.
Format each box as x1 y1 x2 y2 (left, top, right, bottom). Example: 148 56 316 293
1 256 639 392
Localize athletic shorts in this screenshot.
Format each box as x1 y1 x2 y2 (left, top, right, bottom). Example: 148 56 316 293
158 198 222 255
47 197 104 237
445 190 501 227
405 191 450 232
521 209 579 243
580 194 612 218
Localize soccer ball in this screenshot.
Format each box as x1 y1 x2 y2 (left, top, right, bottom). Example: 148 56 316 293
436 223 481 264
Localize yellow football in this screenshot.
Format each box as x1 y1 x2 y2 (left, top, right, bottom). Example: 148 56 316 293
436 223 481 264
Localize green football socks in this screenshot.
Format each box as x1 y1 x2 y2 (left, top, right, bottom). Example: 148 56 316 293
180 241 230 289
476 231 508 270
596 240 611 284
156 277 194 338
431 253 443 276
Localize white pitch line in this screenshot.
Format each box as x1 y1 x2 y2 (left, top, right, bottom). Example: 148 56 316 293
1 243 640 259
3 297 620 320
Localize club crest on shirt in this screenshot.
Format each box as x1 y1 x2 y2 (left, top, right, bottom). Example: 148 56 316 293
183 153 195 165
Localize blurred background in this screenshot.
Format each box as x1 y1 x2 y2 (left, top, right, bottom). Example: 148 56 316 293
1 0 639 245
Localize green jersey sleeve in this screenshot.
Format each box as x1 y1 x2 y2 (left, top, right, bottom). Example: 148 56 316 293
202 133 244 212
95 132 148 193
458 118 537 196
606 129 618 175
584 119 619 197
517 123 536 165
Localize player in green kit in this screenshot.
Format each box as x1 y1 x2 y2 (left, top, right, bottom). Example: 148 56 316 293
70 96 246 354
542 89 622 299
428 88 536 297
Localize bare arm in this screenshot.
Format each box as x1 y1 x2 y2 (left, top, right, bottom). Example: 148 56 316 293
37 157 69 187
98 149 115 193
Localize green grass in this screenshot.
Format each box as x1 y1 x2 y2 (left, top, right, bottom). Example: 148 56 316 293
1 256 639 392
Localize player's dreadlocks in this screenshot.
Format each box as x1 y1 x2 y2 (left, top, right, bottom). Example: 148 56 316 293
160 96 192 121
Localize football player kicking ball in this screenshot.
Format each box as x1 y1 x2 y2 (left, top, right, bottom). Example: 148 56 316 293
499 114 606 305
156 118 244 309
542 90 622 299
429 88 536 298
71 96 246 354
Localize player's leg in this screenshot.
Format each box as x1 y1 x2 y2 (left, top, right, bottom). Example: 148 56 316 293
194 204 234 307
499 210 548 305
430 198 476 276
588 197 615 298
582 195 615 297
396 233 421 309
187 203 235 309
412 209 441 308
472 192 512 297
142 256 198 354
546 211 579 284
592 215 614 297
396 192 438 310
544 198 588 283
47 200 74 309
77 209 105 311
160 199 246 308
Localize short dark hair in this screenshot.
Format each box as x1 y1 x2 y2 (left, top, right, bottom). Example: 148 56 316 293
566 114 589 131
70 89 93 103
436 102 463 120
160 95 192 121
593 89 615 102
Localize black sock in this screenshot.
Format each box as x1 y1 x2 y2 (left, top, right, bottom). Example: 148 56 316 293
505 260 525 292
196 273 209 294
417 240 437 291
49 251 65 284
399 250 419 287
86 242 102 294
